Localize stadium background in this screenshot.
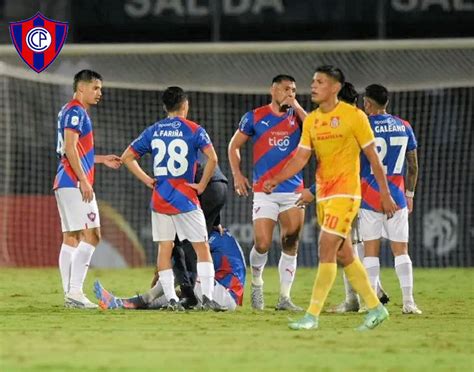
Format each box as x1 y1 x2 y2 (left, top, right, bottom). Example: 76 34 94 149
0 0 472 269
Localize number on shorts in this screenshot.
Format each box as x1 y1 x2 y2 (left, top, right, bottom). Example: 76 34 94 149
324 214 339 229
151 138 189 177
371 136 408 175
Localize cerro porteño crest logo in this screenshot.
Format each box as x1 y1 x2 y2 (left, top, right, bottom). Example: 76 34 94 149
9 12 68 73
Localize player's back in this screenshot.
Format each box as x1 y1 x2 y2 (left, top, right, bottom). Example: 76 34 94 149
130 116 213 214
360 114 417 211
238 104 303 193
209 230 246 305
54 99 94 189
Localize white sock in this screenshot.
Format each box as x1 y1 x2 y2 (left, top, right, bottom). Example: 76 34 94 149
68 241 94 295
278 252 297 298
363 256 380 292
395 254 414 305
158 269 178 302
249 246 268 286
355 242 365 261
197 262 215 301
59 244 75 294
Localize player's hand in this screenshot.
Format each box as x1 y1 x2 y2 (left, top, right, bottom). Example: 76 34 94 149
186 182 206 195
262 179 278 194
233 173 251 197
144 177 156 190
406 196 414 214
102 154 122 169
280 96 301 110
213 224 225 236
79 179 94 203
381 192 398 219
151 268 159 288
295 189 315 207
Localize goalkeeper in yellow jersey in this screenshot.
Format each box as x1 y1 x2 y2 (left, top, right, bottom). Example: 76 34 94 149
263 65 397 331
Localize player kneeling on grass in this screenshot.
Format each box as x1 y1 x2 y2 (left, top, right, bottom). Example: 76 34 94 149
94 229 246 311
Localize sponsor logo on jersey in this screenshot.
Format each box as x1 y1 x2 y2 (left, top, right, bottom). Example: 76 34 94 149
9 12 68 73
269 135 290 151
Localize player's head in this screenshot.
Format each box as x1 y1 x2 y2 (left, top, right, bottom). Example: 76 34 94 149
311 65 345 104
338 82 358 106
270 74 297 109
162 86 189 116
364 84 389 115
73 70 103 106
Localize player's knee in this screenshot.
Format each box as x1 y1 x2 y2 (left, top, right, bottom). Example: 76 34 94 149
254 240 271 253
82 228 101 246
281 232 300 254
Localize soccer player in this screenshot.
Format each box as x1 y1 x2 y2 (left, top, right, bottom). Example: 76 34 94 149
263 65 397 331
94 229 246 311
120 86 225 311
296 82 390 313
360 84 421 314
228 75 307 311
54 70 121 309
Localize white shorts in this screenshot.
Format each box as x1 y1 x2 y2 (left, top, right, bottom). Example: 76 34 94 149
151 209 208 243
194 281 237 311
55 188 101 232
359 208 409 243
252 192 303 222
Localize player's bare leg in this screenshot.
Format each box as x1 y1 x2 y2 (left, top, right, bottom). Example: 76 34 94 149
65 227 100 309
276 207 304 311
250 218 275 310
391 241 421 314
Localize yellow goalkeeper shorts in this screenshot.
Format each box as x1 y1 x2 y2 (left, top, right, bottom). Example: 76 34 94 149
317 197 360 238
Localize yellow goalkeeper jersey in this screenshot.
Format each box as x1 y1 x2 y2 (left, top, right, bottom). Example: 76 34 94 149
299 101 374 201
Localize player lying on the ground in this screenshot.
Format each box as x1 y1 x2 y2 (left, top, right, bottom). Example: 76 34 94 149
94 229 246 311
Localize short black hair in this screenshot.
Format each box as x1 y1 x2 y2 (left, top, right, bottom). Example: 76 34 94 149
338 82 358 105
315 65 345 85
365 84 389 106
73 70 102 92
272 74 296 84
162 86 188 112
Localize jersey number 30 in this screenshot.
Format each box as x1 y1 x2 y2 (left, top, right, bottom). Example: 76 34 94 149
373 136 408 174
152 138 189 177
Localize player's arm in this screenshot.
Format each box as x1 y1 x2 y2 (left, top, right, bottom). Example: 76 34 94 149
405 149 418 213
64 129 93 202
280 96 307 122
362 143 398 217
187 145 217 195
95 154 122 169
228 131 252 197
263 146 312 194
121 147 155 190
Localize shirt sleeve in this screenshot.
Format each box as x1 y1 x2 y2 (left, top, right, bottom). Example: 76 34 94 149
238 111 254 136
130 127 152 158
404 121 418 151
64 107 85 134
353 110 375 149
299 114 313 150
195 126 213 151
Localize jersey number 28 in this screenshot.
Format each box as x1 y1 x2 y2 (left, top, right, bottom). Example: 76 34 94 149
151 138 189 177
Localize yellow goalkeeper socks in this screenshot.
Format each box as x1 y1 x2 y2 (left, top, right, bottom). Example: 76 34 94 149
344 259 380 309
307 263 337 317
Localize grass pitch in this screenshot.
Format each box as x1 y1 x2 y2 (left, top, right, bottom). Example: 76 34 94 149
0 267 473 371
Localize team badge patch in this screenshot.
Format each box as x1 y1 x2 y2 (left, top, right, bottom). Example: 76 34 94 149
87 212 97 222
330 116 340 128
9 12 68 73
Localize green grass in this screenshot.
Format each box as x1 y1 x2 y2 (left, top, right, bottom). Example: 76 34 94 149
1 267 473 371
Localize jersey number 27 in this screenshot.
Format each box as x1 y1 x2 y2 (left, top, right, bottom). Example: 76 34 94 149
372 136 408 175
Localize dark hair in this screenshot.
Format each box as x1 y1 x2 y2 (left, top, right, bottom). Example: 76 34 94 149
272 74 296 84
162 86 188 112
73 70 102 92
315 65 345 84
365 84 389 106
338 82 358 105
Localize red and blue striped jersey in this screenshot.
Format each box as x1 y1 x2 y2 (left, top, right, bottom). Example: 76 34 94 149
360 114 417 212
209 230 246 306
53 99 94 190
130 116 213 215
238 105 303 193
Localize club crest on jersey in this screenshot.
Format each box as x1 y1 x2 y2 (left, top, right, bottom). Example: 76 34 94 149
330 117 340 128
9 12 68 73
87 212 97 222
